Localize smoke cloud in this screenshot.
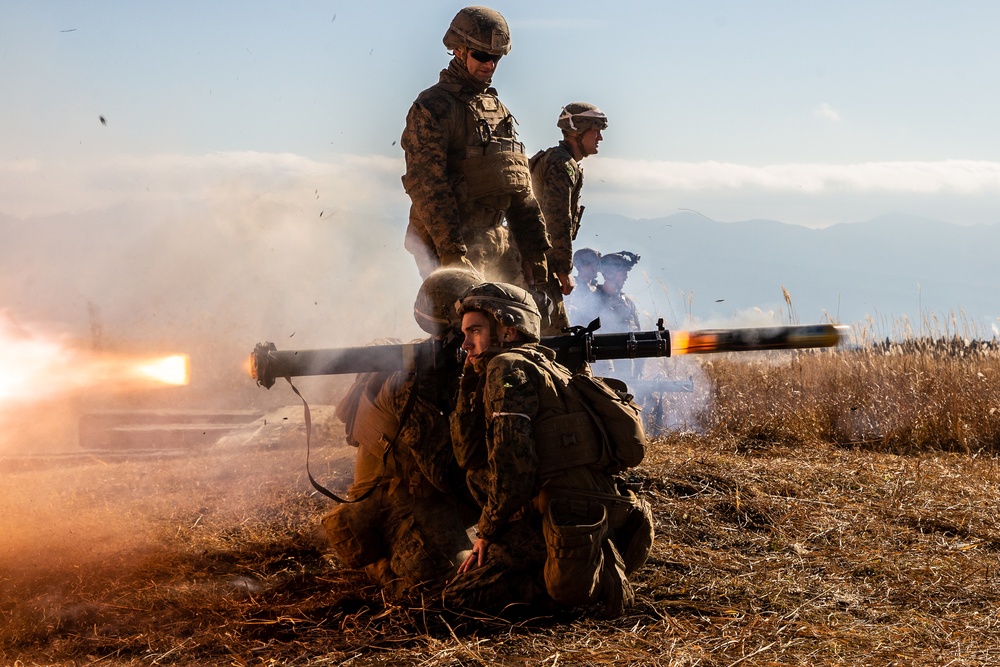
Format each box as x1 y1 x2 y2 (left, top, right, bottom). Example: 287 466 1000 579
0 151 424 454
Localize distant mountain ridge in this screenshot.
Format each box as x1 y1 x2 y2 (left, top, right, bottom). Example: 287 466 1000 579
575 212 1000 335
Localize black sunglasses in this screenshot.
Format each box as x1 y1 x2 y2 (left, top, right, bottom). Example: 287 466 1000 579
470 50 501 63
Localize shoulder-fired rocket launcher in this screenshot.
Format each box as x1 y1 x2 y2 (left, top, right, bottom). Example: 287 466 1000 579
250 320 847 389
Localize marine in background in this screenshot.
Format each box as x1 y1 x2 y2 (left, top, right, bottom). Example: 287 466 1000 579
529 103 608 335
565 247 602 327
595 251 642 333
443 282 653 618
590 251 642 379
401 6 550 297
321 268 482 597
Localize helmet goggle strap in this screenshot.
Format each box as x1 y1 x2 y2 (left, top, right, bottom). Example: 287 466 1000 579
559 107 608 132
452 27 507 55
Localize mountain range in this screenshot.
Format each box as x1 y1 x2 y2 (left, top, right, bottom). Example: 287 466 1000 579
576 212 1000 337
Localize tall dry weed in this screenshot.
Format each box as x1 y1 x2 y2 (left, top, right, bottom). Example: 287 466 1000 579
694 340 1000 454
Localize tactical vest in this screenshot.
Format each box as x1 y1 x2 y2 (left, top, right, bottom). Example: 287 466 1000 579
451 92 533 205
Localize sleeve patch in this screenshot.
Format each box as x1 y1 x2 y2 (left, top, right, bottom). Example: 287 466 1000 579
501 367 529 390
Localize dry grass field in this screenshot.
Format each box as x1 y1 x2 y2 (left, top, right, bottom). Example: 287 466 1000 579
4 340 1000 666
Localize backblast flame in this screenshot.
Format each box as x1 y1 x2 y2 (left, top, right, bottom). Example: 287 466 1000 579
0 315 190 407
135 354 190 386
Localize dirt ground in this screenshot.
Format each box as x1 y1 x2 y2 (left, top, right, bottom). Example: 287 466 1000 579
4 401 1000 666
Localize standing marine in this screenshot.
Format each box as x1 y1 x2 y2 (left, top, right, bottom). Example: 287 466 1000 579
401 6 551 300
443 282 653 618
321 268 482 597
529 103 608 335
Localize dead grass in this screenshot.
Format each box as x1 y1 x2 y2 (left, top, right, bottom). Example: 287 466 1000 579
5 345 1000 666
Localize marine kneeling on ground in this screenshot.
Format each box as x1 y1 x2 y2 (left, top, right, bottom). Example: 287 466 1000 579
444 281 654 618
321 268 483 597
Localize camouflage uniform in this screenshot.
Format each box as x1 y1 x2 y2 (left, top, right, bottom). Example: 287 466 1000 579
322 268 484 597
591 290 642 379
529 140 583 334
565 248 602 327
401 59 550 286
322 365 475 596
444 283 651 617
595 251 642 333
595 290 641 333
566 282 601 327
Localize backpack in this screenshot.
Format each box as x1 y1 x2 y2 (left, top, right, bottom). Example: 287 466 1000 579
526 349 647 473
565 373 646 472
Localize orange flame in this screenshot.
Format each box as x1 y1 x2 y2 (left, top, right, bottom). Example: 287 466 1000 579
135 354 190 385
0 317 190 407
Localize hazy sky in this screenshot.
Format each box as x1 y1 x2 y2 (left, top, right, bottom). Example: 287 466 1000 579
3 0 1000 227
1 1 999 436
2 1 999 350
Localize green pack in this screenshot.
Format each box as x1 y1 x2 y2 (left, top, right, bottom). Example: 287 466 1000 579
565 373 646 472
526 349 646 473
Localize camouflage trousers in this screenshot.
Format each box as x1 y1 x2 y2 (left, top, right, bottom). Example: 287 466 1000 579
323 486 473 596
442 514 548 617
404 219 524 286
441 498 646 619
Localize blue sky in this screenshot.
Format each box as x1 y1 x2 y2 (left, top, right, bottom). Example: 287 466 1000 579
4 1 1000 225
4 1 999 162
2 1 1000 350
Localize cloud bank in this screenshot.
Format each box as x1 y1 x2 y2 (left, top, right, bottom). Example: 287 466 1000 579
584 158 1000 226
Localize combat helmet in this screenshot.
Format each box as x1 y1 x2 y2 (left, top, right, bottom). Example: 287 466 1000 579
557 102 609 134
457 282 541 342
414 267 484 335
443 6 512 56
573 247 602 269
601 251 640 272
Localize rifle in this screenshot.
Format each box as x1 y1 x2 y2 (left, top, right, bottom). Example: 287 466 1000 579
250 320 846 387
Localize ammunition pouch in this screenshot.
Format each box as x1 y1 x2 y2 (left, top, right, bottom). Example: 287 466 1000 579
321 491 385 569
612 489 654 575
541 483 654 578
541 494 607 606
457 138 532 202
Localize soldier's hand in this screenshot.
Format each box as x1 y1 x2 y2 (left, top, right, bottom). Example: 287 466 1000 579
557 272 575 295
458 537 490 574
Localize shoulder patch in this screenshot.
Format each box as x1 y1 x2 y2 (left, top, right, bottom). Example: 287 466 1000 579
564 162 578 180
501 367 529 390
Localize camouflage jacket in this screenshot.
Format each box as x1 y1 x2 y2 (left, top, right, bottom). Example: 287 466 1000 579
565 282 601 328
529 140 584 276
595 290 641 332
451 344 614 541
401 59 549 263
